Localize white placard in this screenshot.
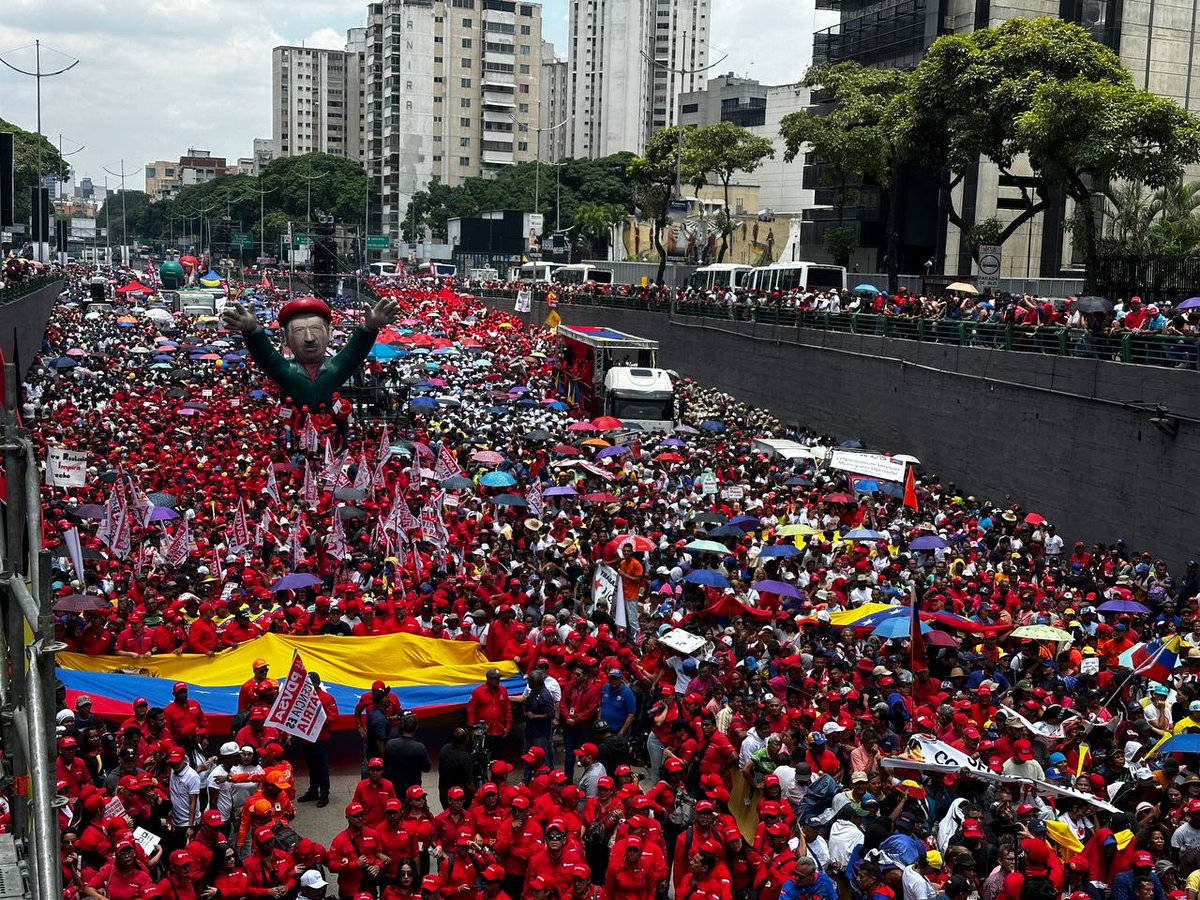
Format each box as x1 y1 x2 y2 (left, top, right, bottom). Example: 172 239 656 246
514 290 532 313
828 450 907 483
659 628 709 656
46 447 88 487
720 486 744 501
133 826 161 855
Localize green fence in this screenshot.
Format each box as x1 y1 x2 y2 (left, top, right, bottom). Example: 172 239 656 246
0 275 61 305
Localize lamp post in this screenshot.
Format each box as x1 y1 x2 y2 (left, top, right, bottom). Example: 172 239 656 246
0 40 79 263
102 159 137 264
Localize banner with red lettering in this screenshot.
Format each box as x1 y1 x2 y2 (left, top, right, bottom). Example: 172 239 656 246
264 650 326 742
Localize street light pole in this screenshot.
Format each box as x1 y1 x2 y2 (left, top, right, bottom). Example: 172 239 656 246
0 40 79 263
103 159 136 264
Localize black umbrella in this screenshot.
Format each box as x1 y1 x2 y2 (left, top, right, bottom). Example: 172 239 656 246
70 504 106 520
166 388 186 398
169 369 190 379
707 524 745 538
1074 295 1113 314
81 546 104 560
338 505 367 520
334 487 366 502
690 512 727 525
491 493 527 507
524 429 553 441
440 475 475 491
147 491 177 507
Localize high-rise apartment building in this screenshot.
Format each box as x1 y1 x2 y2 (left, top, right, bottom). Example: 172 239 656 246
272 44 354 158
568 0 709 158
364 0 543 242
539 41 569 162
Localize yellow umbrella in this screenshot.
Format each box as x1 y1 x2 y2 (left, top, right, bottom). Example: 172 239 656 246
777 523 816 537
946 281 979 294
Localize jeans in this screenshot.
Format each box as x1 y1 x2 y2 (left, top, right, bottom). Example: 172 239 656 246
305 739 330 799
646 731 665 786
562 726 592 782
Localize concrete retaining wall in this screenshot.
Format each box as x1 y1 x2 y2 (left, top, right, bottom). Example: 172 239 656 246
488 296 1199 567
1 280 63 380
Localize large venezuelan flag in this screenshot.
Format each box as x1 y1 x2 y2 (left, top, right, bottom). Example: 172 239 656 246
56 632 523 730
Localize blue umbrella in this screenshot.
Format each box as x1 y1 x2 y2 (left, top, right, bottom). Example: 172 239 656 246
872 617 931 640
700 420 725 433
51 356 78 369
370 344 400 359
909 535 948 551
480 471 517 488
661 438 686 447
852 480 880 493
272 573 322 591
490 493 527 507
248 390 269 399
544 401 568 411
878 482 905 499
409 396 437 411
844 528 886 541
516 398 537 408
757 545 800 558
728 515 760 530
685 569 730 589
854 284 881 293
752 580 801 598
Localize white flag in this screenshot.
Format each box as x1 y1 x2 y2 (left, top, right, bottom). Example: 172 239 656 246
265 651 327 742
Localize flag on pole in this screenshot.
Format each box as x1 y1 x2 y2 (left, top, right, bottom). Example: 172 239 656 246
62 527 85 581
903 466 918 511
301 415 319 453
264 465 281 505
910 593 928 674
302 460 319 506
1131 635 1183 684
230 502 250 552
264 651 327 742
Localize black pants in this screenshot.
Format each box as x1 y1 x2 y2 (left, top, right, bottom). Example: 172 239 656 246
305 738 330 799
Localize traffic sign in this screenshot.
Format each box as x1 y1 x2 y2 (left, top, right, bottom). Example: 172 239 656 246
294 234 311 247
977 244 1002 289
229 232 254 250
367 234 390 250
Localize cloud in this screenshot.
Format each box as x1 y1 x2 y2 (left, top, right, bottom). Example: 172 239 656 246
711 0 838 85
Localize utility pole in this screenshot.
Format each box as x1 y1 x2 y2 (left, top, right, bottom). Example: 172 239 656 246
103 159 137 264
0 40 79 262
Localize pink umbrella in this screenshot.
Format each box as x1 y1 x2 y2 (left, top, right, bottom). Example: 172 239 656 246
567 422 596 432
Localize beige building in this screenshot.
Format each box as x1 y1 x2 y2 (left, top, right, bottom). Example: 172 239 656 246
144 160 180 201
364 0 544 242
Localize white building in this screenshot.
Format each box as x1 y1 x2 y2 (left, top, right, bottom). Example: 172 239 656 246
539 41 569 162
272 44 355 158
568 0 709 158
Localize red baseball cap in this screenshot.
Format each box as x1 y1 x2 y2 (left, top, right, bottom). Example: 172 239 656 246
574 742 600 758
447 787 465 800
962 819 983 838
345 802 365 816
201 810 224 826
1014 739 1033 761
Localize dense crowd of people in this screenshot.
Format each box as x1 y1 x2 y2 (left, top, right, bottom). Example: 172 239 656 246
24 264 1200 900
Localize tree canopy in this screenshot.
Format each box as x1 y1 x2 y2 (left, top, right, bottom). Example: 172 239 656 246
688 122 775 261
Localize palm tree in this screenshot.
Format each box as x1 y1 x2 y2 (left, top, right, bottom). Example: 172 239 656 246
1149 181 1200 254
573 203 622 259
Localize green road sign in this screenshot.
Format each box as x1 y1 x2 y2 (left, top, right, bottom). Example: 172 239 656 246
294 234 311 247
367 235 390 250
229 232 254 250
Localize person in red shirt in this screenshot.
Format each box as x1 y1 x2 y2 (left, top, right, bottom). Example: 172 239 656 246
85 838 153 900
524 820 586 900
353 758 398 828
235 706 282 752
329 802 383 899
162 683 207 747
155 849 198 900
681 714 737 790
672 804 726 894
678 844 733 900
469 782 507 848
355 682 403 737
467 669 513 759
237 658 271 711
185 604 223 656
495 795 543 897
56 735 91 799
377 798 418 882
114 611 159 658
244 826 298 897
485 605 521 661
353 603 388 636
185 809 225 876
438 835 485 900
434 787 474 857
605 837 660 900
481 864 514 900
559 663 601 781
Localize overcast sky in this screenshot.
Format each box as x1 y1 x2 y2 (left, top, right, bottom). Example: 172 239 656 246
0 0 834 188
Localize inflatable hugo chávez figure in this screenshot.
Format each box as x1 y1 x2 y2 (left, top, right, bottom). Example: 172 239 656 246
221 295 399 409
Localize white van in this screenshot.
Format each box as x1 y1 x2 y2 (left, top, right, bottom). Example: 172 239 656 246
689 263 753 292
517 262 563 284
746 262 847 293
553 264 613 285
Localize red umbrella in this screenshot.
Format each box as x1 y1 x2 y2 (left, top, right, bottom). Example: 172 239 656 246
925 629 958 647
551 445 581 456
592 416 623 431
655 452 684 462
609 534 656 553
821 492 855 504
1024 512 1047 525
53 594 111 612
581 492 619 502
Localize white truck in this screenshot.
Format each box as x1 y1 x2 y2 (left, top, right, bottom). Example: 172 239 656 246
556 324 676 432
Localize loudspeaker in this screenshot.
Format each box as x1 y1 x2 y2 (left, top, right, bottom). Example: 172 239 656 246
55 218 69 253
0 133 13 228
311 220 337 300
30 187 50 241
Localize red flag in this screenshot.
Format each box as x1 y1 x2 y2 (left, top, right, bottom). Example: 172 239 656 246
910 594 928 674
903 466 918 511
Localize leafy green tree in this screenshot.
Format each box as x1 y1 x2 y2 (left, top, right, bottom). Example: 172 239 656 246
572 202 625 258
627 128 703 284
779 62 906 268
888 15 1200 275
98 190 158 247
1014 77 1200 285
0 117 67 228
688 123 774 262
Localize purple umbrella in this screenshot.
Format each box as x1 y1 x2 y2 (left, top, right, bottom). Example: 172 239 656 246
909 535 948 551
752 580 802 598
53 594 110 612
595 446 629 459
675 424 700 434
272 573 322 591
1097 598 1151 614
70 504 106 520
146 506 178 522
661 438 686 447
544 486 578 497
1179 297 1200 310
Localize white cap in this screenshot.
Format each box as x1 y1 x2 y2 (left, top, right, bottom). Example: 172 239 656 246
219 741 240 756
300 870 328 889
822 721 847 735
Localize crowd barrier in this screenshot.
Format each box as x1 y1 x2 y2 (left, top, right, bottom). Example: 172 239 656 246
471 288 1200 370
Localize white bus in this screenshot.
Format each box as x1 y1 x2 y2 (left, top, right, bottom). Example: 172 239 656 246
689 263 753 292
415 261 457 278
516 262 563 283
746 262 847 294
553 264 613 285
369 261 402 278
